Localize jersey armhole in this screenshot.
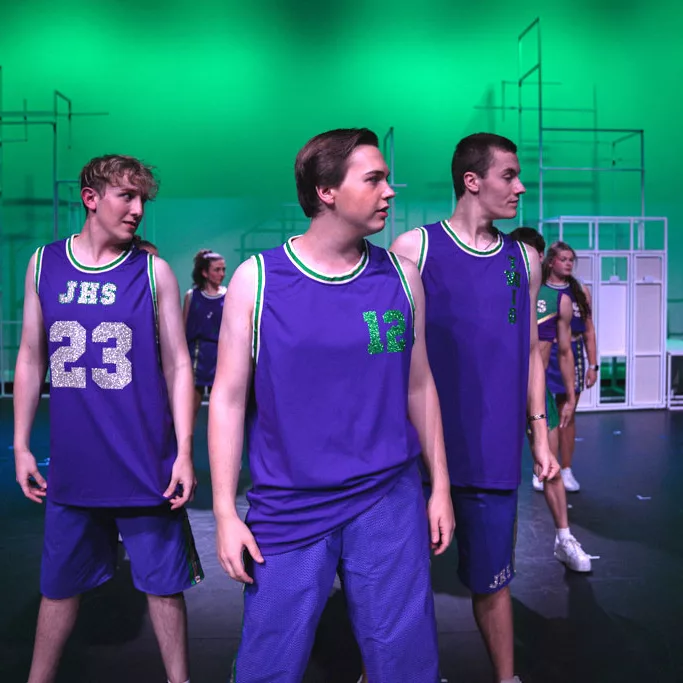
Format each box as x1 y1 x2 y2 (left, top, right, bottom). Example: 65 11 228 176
252 254 265 363
34 246 45 295
516 240 532 282
147 253 159 323
415 227 428 275
387 251 416 342
145 253 162 363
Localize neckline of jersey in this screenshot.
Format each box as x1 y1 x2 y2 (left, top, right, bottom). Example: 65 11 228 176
284 236 369 284
545 280 570 290
199 286 227 299
440 220 503 257
66 235 133 273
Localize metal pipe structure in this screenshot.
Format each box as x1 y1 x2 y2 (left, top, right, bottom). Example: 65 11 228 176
541 127 645 219
53 91 72 240
517 18 543 225
0 66 108 396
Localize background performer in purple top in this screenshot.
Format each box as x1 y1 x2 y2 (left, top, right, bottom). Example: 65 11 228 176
13 154 201 683
208 128 454 683
391 133 558 683
544 241 599 492
183 248 227 424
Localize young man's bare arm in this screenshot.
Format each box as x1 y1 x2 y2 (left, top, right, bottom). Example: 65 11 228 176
401 256 454 555
582 286 598 389
557 294 577 427
208 257 263 583
390 228 423 266
155 257 196 508
525 247 558 481
13 254 49 503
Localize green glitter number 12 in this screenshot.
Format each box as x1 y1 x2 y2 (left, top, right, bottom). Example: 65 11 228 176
362 310 406 355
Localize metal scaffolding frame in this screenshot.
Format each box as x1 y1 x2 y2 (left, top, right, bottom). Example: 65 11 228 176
474 18 667 411
235 203 308 264
514 18 645 224
0 65 107 396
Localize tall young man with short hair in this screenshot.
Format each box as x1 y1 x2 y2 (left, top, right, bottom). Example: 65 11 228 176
209 128 454 683
14 155 202 683
391 133 559 683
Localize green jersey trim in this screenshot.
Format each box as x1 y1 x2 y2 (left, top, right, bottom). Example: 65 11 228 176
388 251 416 341
66 235 133 273
441 220 503 257
34 246 45 294
415 227 428 274
517 240 532 280
252 254 265 361
147 254 158 323
284 236 369 284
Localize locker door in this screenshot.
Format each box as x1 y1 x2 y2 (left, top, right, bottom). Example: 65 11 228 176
632 255 666 407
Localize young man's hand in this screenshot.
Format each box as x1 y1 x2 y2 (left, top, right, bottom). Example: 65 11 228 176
427 487 455 555
164 456 197 509
216 516 264 584
15 449 47 503
533 444 561 482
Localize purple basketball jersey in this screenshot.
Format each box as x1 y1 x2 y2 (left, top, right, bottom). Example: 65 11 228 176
36 237 177 506
416 221 530 489
185 287 226 386
246 238 419 554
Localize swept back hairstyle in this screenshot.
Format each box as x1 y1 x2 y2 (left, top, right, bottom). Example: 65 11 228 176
451 133 517 200
543 241 591 320
295 128 379 218
80 154 159 210
192 249 224 288
509 226 545 254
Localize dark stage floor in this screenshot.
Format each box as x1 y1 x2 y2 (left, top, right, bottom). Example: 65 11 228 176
1 400 682 683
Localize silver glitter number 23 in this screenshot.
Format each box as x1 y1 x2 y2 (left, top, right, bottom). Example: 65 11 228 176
49 320 133 390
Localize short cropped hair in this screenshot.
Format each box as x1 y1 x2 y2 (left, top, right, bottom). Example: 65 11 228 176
451 133 517 200
295 128 379 218
80 154 159 207
509 226 545 254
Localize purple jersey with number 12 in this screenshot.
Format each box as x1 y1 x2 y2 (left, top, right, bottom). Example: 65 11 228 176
36 236 177 507
246 238 420 555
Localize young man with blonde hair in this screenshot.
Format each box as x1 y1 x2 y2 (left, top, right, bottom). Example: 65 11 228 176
14 154 202 683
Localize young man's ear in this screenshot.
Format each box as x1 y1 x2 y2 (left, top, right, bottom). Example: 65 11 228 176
462 171 480 195
81 187 99 211
316 185 336 210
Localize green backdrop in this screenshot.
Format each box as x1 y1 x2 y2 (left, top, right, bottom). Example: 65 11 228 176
1 0 681 366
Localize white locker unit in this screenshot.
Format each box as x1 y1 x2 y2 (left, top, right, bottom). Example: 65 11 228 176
540 216 667 411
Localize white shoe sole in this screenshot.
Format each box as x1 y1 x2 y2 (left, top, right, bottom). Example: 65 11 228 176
554 551 591 572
